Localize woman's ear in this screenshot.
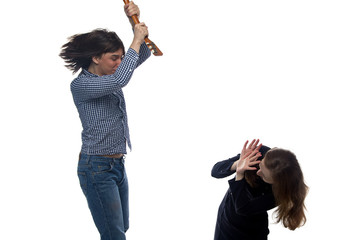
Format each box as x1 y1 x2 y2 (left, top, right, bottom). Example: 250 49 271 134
92 56 101 64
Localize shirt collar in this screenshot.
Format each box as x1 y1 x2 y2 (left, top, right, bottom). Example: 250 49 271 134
81 68 98 77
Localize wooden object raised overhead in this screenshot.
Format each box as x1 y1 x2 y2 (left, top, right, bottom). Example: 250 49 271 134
123 0 163 56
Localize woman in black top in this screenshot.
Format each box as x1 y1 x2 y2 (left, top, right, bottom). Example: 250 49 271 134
212 139 308 240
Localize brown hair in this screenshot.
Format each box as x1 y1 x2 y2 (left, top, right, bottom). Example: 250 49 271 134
59 28 124 74
264 148 308 230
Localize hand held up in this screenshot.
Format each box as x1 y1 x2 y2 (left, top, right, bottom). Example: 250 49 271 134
235 139 262 181
124 1 140 28
123 0 163 56
130 23 149 53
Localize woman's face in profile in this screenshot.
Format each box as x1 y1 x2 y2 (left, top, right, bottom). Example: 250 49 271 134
92 48 124 76
257 157 274 184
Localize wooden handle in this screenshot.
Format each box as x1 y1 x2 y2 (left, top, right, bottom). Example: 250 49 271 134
123 0 163 56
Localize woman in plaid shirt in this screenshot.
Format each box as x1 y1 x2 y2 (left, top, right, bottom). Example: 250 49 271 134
60 2 151 240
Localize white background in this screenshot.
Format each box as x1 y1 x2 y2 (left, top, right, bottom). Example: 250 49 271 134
1 0 359 239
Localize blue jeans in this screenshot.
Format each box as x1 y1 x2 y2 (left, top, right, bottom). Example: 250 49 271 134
78 154 129 240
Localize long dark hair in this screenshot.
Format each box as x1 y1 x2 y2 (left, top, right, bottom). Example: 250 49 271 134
59 28 124 74
265 148 308 230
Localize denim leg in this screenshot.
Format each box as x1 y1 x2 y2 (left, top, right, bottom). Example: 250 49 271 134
78 154 129 240
116 161 129 232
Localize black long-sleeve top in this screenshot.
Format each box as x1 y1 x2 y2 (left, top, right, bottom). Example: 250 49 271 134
212 154 276 240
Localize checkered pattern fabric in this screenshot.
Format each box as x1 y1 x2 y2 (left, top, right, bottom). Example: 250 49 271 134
71 43 151 155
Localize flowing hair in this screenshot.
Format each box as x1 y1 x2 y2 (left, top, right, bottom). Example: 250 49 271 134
264 148 308 230
59 28 124 74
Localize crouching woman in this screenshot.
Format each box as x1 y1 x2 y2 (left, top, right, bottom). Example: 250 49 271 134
211 139 308 240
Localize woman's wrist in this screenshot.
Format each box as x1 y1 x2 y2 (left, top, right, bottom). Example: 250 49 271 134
230 160 238 171
235 172 245 181
129 39 143 53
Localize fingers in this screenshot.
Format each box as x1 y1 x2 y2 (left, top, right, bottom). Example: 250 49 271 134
245 156 261 171
248 139 260 150
247 149 262 161
245 150 261 165
248 139 257 149
242 140 249 151
236 149 262 173
135 22 148 35
255 143 262 152
240 159 261 172
133 22 148 43
124 1 140 17
242 139 260 153
238 139 262 175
